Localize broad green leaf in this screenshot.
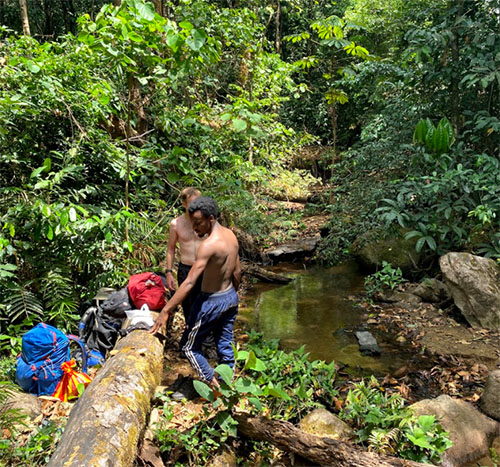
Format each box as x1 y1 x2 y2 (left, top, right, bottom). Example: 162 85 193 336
244 349 257 370
60 211 69 227
43 158 51 172
267 385 291 401
248 397 262 411
186 29 207 52
232 119 247 132
121 24 129 40
236 350 249 361
234 378 260 395
41 204 51 217
26 60 41 74
46 225 54 240
166 172 179 184
407 434 433 450
105 231 113 243
215 364 233 386
136 1 155 21
166 33 180 51
216 411 235 432
417 415 436 432
193 380 214 401
179 21 194 30
220 113 232 121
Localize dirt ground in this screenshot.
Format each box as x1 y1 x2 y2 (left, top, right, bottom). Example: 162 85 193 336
360 292 500 405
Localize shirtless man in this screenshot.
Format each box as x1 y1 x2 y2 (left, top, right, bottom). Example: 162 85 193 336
165 187 203 323
150 197 241 387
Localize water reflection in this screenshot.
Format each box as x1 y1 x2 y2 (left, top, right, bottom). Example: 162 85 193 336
240 262 410 374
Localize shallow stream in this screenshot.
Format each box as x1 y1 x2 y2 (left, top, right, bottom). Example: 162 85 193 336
240 262 413 375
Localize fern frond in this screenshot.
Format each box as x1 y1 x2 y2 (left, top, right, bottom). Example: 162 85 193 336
2 285 44 323
40 268 79 330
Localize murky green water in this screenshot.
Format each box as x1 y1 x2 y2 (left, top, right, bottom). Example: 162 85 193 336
240 262 411 374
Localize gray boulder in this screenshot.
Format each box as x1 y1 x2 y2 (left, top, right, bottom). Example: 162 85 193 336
1 390 42 422
298 408 354 441
354 330 381 355
439 253 500 329
411 394 500 467
412 278 451 303
480 370 500 421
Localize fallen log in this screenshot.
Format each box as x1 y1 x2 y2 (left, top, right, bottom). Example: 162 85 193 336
242 263 293 284
49 330 164 467
234 413 429 467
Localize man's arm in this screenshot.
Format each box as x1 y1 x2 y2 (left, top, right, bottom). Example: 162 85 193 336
232 254 241 290
150 243 210 334
165 219 178 291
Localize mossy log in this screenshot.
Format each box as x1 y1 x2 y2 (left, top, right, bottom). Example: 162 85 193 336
242 263 293 284
234 413 429 467
49 331 164 467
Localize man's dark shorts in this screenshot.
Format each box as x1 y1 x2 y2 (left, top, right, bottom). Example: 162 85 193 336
177 262 203 322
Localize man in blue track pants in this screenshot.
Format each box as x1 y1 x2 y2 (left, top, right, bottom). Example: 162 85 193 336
150 197 241 388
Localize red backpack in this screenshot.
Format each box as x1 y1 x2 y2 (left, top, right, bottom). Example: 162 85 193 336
127 272 166 311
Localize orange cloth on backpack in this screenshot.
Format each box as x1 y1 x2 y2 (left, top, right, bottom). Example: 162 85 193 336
52 359 92 401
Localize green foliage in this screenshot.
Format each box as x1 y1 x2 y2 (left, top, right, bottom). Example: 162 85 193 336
0 419 65 466
413 117 455 154
376 151 500 257
364 261 406 297
155 333 338 464
341 377 453 463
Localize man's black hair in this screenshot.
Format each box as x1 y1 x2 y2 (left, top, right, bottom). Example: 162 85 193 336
188 196 218 218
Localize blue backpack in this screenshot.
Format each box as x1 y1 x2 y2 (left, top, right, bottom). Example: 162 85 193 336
15 323 87 396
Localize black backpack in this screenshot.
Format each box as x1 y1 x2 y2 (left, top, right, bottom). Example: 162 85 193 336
79 306 125 361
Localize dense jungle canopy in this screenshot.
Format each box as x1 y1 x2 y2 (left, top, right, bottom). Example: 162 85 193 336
0 0 499 337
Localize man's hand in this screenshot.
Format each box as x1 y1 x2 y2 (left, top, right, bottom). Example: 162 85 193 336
166 272 176 292
149 310 170 335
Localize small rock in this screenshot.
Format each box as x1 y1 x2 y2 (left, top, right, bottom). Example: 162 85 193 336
354 331 381 355
299 408 354 441
396 335 407 344
480 370 500 421
376 290 422 306
413 278 450 303
206 447 237 467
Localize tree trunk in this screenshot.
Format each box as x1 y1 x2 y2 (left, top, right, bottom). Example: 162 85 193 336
152 0 163 15
18 0 30 36
450 0 463 131
128 74 149 139
48 331 164 467
275 0 281 53
234 413 429 467
242 263 293 284
329 102 337 180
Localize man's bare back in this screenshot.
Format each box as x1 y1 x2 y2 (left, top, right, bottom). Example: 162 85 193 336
190 214 240 293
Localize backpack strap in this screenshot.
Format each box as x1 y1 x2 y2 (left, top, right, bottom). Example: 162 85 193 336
67 334 88 374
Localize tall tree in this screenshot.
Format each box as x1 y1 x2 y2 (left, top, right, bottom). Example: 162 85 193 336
18 0 30 35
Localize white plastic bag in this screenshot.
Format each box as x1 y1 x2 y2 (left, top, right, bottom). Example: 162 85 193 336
125 304 154 327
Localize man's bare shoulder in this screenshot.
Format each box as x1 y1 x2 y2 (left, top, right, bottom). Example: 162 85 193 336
221 225 238 243
170 215 183 230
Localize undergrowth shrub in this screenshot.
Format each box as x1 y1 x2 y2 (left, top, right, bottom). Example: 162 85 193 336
341 377 452 464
